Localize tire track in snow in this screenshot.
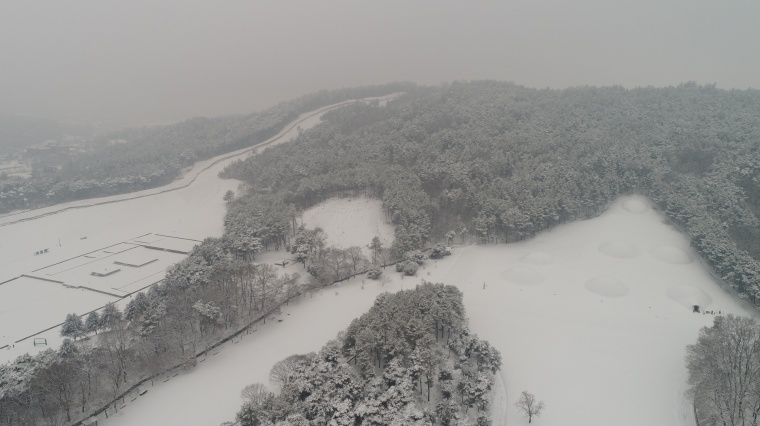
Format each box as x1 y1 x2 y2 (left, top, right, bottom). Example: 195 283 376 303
676 374 697 426
491 370 509 425
0 95 400 227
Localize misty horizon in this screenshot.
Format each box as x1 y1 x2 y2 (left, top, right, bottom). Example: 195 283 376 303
2 1 759 128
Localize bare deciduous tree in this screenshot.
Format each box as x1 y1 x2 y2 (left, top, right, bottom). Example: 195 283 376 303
269 354 309 391
687 314 760 425
317 247 351 282
346 246 368 278
240 383 268 406
515 390 544 423
98 319 132 413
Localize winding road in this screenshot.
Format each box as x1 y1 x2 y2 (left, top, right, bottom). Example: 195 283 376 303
0 94 400 227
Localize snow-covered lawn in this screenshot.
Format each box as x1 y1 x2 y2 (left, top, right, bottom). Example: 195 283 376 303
301 196 394 255
0 276 115 349
0 240 197 363
98 195 751 426
0 171 233 363
430 195 754 426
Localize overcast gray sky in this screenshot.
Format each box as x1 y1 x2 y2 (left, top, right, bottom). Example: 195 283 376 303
1 1 758 127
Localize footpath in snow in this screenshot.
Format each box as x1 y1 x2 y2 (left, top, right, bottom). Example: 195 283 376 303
99 195 750 426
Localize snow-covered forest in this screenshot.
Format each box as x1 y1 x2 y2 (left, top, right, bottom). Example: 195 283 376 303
222 82 760 305
229 283 500 426
0 115 91 156
2 81 760 425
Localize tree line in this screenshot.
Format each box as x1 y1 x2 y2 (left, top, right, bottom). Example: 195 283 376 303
0 233 302 424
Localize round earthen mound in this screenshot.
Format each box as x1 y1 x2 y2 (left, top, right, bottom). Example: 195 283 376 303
585 275 629 298
667 284 713 310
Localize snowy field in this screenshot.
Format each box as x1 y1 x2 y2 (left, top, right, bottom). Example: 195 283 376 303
31 240 193 296
0 96 399 363
432 196 755 426
0 237 195 363
301 196 394 256
0 168 233 363
99 195 752 426
0 276 115 349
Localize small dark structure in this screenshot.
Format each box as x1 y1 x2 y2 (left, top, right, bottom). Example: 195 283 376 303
693 305 700 313
33 338 47 346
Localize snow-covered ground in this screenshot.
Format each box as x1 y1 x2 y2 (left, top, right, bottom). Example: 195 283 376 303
301 196 394 256
0 96 400 363
98 195 750 426
0 92 736 425
431 196 751 426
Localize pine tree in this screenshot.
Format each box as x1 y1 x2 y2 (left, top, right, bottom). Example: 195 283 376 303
58 338 79 359
368 236 383 265
125 292 150 321
99 302 122 330
84 311 100 334
60 313 84 340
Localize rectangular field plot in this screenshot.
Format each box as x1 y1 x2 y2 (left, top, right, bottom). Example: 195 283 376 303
0 276 116 344
131 234 164 244
102 243 138 254
112 271 169 294
50 247 186 296
0 234 194 352
131 234 200 254
113 250 159 267
35 255 98 276
82 250 110 259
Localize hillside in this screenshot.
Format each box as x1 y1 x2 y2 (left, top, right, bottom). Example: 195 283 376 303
222 81 760 305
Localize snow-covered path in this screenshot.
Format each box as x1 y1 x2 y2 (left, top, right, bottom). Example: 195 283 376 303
99 195 747 426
